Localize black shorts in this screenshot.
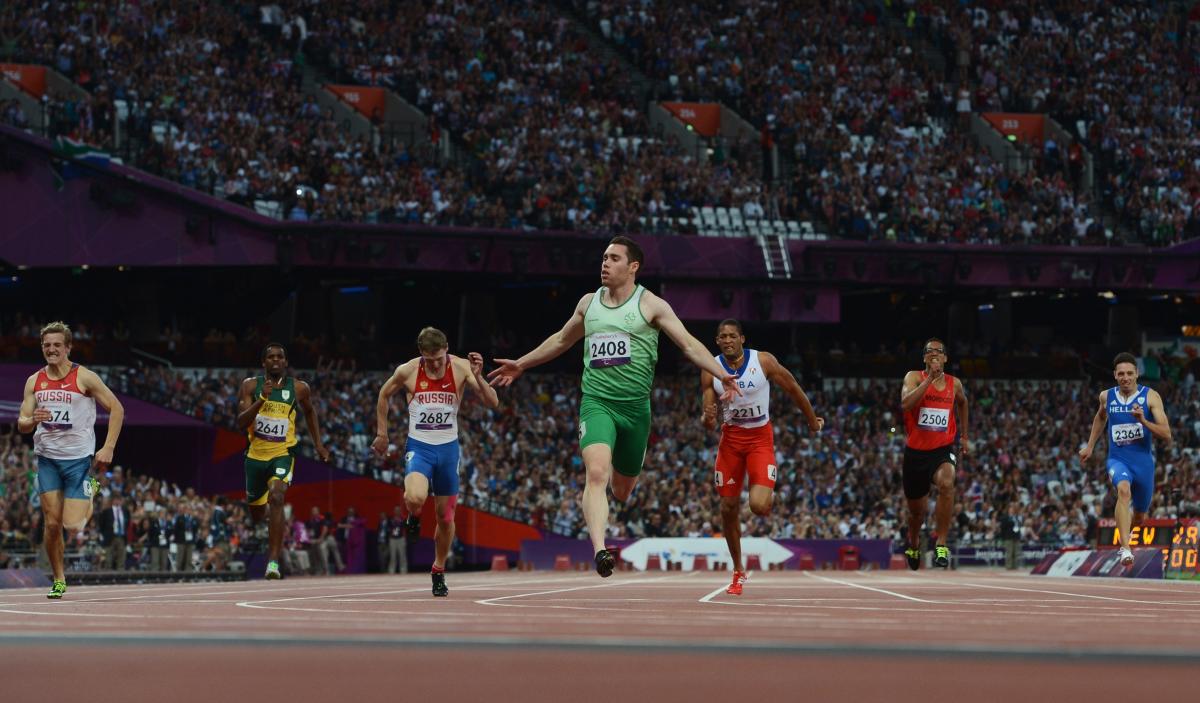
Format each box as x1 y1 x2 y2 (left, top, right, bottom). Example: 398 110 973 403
902 444 957 499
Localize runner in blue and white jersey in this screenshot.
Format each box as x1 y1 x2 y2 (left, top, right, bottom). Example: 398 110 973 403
1080 352 1172 565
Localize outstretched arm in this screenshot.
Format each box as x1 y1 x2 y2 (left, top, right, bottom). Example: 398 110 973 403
488 294 590 387
642 291 740 400
760 352 822 432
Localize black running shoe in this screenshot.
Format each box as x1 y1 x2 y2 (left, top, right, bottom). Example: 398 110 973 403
933 545 950 569
595 548 615 578
904 546 921 571
406 514 421 540
431 571 448 597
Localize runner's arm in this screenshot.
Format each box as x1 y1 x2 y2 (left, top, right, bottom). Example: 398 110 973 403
235 377 266 430
461 355 499 408
701 369 719 431
488 294 590 385
1140 389 1172 444
16 374 41 434
642 292 736 381
375 362 413 443
78 367 125 464
900 371 930 413
1080 391 1108 462
297 381 330 461
760 352 822 431
954 377 969 454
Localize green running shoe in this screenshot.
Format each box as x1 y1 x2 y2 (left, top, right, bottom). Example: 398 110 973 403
84 476 100 499
46 580 66 599
934 545 951 569
904 547 921 571
265 561 282 580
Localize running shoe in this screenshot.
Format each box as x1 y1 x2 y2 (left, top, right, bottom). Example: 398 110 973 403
1118 546 1134 566
46 580 66 599
265 560 282 580
406 515 421 540
431 570 448 597
934 545 951 569
725 570 747 596
83 476 100 499
594 548 615 578
904 546 921 571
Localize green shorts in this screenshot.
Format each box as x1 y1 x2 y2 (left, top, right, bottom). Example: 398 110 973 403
244 454 295 506
579 394 652 478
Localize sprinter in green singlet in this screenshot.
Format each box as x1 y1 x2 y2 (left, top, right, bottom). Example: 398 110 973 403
489 236 739 577
236 343 331 579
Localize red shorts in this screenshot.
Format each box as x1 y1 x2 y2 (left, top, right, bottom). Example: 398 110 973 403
714 423 777 498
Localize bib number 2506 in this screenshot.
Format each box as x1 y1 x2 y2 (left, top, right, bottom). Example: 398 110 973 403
917 407 950 432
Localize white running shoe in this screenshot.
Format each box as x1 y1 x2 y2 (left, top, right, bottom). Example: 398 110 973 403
1118 547 1134 566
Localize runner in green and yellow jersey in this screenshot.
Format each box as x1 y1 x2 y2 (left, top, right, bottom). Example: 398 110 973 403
489 236 739 577
236 343 330 579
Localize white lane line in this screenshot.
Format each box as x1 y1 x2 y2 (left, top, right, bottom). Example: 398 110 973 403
698 570 752 603
802 571 941 604
957 581 1194 605
470 568 691 602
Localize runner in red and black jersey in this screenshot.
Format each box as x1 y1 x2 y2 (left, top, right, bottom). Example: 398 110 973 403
899 338 969 570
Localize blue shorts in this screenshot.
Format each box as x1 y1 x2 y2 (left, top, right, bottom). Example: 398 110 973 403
1107 457 1154 513
404 438 460 497
37 456 92 499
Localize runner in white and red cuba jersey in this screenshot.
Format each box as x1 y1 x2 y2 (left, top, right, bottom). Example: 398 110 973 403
372 326 499 597
701 319 823 596
17 321 125 599
899 337 970 571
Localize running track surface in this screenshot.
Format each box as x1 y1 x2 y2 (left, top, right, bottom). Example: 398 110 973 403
2 569 1198 702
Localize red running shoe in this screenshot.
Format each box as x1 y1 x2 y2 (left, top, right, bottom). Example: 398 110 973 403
725 570 747 595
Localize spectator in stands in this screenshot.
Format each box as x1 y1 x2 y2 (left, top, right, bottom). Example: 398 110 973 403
97 494 130 571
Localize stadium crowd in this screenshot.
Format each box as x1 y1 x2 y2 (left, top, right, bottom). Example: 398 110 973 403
3 0 1187 245
575 0 1109 244
904 0 1200 245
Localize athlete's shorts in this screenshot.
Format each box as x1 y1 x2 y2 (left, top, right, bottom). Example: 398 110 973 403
578 394 652 478
244 454 295 506
714 423 777 497
901 444 957 500
404 437 460 496
1107 456 1155 513
36 455 92 499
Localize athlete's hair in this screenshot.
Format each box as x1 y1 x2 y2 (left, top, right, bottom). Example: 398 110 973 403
416 326 449 353
1113 352 1137 369
39 321 72 345
261 343 287 361
608 236 644 269
716 319 744 335
923 337 946 352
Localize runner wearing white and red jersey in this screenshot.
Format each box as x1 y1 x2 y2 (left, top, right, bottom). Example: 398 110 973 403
17 321 124 599
899 337 970 570
701 320 823 595
372 327 498 597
